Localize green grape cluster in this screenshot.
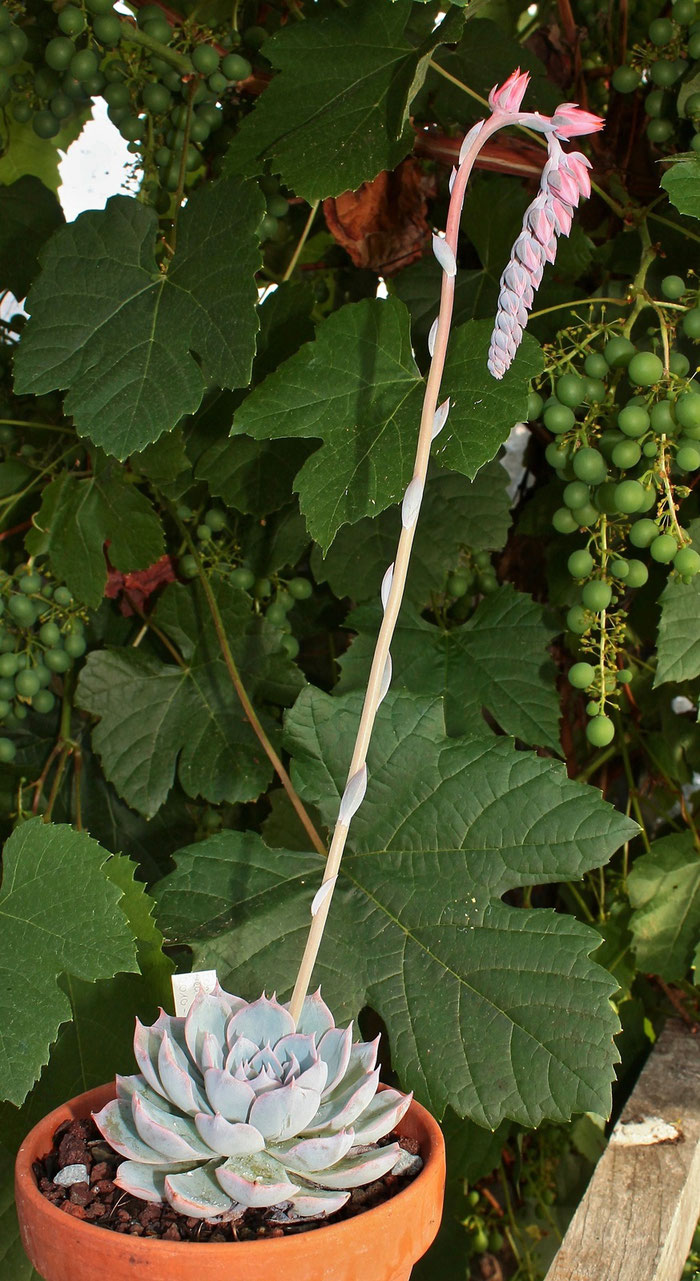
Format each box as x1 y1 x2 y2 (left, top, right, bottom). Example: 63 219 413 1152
0 565 87 763
177 506 309 660
446 549 498 601
612 1 700 152
533 289 700 746
460 1189 504 1259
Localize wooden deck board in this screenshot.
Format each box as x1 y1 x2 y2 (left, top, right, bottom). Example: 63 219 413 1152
546 1021 700 1281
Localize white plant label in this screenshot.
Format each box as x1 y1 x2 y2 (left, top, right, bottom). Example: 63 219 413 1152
171 969 218 1016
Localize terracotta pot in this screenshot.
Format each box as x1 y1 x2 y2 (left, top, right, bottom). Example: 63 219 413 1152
15 1082 445 1281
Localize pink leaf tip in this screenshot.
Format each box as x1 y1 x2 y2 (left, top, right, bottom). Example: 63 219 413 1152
488 68 530 114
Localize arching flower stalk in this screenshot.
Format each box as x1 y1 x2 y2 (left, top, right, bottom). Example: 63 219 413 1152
287 72 603 1025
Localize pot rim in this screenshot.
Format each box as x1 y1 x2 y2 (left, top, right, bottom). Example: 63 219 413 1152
15 1080 445 1257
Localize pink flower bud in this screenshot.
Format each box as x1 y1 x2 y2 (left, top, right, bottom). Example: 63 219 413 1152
551 103 604 139
488 67 530 113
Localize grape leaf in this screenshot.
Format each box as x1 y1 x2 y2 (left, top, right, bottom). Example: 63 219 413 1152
661 159 700 222
311 460 511 604
14 176 263 459
0 178 64 301
0 113 87 191
156 688 637 1127
337 584 560 750
76 580 304 819
197 436 314 518
234 297 538 548
225 0 464 201
0 819 138 1106
655 522 700 685
628 833 700 982
26 453 164 608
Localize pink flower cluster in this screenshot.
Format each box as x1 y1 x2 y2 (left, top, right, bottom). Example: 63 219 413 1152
483 70 603 380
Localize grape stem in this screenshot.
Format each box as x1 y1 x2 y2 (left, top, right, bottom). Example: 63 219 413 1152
288 109 509 1025
597 515 608 717
117 18 194 76
657 437 688 547
169 508 328 859
282 201 320 283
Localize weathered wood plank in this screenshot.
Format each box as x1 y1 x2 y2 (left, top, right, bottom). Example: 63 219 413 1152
546 1020 700 1281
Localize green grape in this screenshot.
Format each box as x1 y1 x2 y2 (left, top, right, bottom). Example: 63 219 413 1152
196 523 212 541
556 373 585 407
86 0 116 12
584 353 608 379
15 669 40 698
0 33 13 67
192 44 220 75
650 532 678 562
604 336 635 368
142 81 171 113
260 213 279 240
572 502 600 526
265 602 288 625
582 580 612 611
626 559 650 587
0 737 16 763
544 403 575 434
230 566 255 590
573 448 607 484
137 4 164 25
676 393 700 430
8 595 36 625
584 377 606 403
567 605 590 634
0 7 9 34
267 194 290 218
0 652 18 677
70 49 99 82
197 102 223 129
208 71 228 94
649 17 674 44
179 554 198 578
611 440 641 468
569 661 595 689
33 688 56 714
7 26 26 60
119 115 143 142
50 92 75 120
204 508 226 531
288 577 313 600
673 0 696 22
472 1228 489 1254
567 549 594 578
650 399 675 433
669 352 690 376
690 32 700 58
104 81 130 107
108 104 129 127
221 52 251 81
12 702 28 721
682 308 700 338
447 571 470 597
281 633 299 659
45 648 72 672
610 558 629 578
59 6 86 36
676 443 700 470
275 590 293 612
638 484 657 512
686 91 700 116
587 715 615 746
18 572 42 594
612 65 640 93
253 577 271 599
0 678 14 698
563 481 590 509
12 98 32 123
645 88 666 117
189 116 210 143
32 109 59 138
46 36 75 71
661 275 685 300
0 698 9 718
34 67 60 98
545 441 569 469
643 440 659 458
616 667 632 683
651 58 681 86
154 145 170 166
32 662 51 687
599 430 624 459
143 16 171 42
64 633 86 658
674 546 700 575
614 480 645 513
93 15 121 45
243 24 266 48
628 351 664 386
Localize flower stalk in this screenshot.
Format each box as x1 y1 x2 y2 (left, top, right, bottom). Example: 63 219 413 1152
288 71 603 1025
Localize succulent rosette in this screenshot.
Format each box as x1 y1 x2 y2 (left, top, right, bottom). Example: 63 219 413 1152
93 986 412 1222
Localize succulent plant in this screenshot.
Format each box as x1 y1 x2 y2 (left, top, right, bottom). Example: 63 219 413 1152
93 986 413 1222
